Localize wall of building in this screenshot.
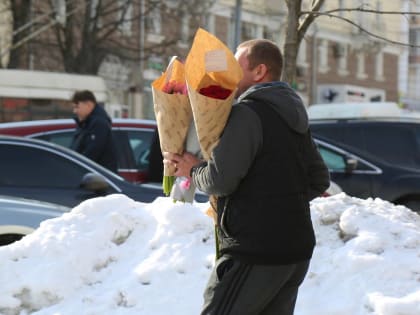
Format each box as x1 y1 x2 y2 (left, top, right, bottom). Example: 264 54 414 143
294 0 405 105
0 0 412 118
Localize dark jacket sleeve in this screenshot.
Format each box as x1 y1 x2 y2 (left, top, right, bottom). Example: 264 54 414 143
306 135 330 201
192 105 263 196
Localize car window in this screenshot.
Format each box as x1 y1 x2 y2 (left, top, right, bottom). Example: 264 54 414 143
0 143 88 187
317 143 374 172
311 123 363 149
318 146 346 170
35 131 74 148
312 122 420 168
34 128 156 172
125 130 155 171
361 124 418 167
112 130 136 170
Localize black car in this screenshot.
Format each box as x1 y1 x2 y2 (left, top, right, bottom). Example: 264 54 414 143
310 117 420 170
0 135 202 208
314 136 420 213
0 118 158 183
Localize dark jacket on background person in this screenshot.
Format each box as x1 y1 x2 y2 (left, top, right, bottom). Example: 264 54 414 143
147 130 164 182
71 105 118 172
192 82 330 265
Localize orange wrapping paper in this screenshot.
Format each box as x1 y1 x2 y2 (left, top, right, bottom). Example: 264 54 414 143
152 58 192 177
185 28 243 160
185 28 243 221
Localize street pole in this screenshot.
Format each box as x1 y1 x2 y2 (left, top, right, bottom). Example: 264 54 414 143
139 0 145 85
28 0 34 70
233 0 242 49
310 24 318 105
133 0 146 119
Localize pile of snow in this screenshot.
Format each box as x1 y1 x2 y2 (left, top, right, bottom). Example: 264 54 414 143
0 193 419 315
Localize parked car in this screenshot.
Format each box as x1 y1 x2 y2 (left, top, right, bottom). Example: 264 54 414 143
0 119 343 203
314 135 420 213
310 118 420 170
307 102 410 120
0 135 211 208
0 118 158 183
0 195 70 246
308 102 420 170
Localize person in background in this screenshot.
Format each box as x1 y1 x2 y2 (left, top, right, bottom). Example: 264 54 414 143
70 90 118 173
163 39 330 314
146 129 164 182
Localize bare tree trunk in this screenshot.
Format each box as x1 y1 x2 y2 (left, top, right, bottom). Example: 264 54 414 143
282 0 325 85
282 0 301 84
8 0 31 69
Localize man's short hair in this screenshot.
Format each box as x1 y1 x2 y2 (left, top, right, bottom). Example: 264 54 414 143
72 90 97 104
237 39 283 81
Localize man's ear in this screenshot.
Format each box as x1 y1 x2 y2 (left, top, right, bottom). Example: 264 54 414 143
87 101 96 112
253 64 268 82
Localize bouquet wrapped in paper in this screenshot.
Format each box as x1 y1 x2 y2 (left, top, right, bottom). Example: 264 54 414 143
185 28 243 160
152 57 192 196
185 28 243 220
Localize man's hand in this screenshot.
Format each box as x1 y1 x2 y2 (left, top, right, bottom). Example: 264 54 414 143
163 151 202 178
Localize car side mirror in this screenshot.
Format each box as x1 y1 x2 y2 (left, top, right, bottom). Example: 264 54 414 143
80 173 110 192
345 157 358 173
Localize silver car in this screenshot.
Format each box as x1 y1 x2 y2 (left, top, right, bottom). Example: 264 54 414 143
0 195 70 246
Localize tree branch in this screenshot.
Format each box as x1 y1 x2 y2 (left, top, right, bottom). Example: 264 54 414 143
298 0 325 41
299 12 420 48
1 1 88 58
301 8 420 16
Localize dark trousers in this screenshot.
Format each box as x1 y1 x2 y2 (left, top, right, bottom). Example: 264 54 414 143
200 256 311 315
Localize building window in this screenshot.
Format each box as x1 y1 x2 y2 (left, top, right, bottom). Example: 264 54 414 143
375 50 384 81
178 12 190 46
118 0 133 36
334 43 348 76
89 0 102 28
263 26 278 43
146 5 162 35
255 24 264 38
242 22 257 41
409 28 420 57
205 13 215 34
297 39 308 67
356 51 368 79
53 0 66 25
90 0 99 19
318 39 329 73
145 4 163 43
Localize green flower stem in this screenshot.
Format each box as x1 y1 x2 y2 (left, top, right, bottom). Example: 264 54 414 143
163 175 175 196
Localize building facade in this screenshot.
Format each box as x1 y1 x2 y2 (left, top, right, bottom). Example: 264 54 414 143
294 0 405 106
403 0 420 109
0 0 413 122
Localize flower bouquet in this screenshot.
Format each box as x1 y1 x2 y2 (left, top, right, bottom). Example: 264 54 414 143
151 57 193 196
185 28 243 161
185 28 243 223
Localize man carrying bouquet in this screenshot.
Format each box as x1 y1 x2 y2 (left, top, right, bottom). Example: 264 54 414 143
164 39 329 315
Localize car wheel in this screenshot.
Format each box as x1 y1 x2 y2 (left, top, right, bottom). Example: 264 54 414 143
401 200 420 214
0 233 25 246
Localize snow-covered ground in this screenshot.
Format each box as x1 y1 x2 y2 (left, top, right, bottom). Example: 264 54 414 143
0 193 419 315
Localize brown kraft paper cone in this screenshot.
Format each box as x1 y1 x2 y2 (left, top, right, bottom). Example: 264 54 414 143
187 85 236 161
152 88 192 176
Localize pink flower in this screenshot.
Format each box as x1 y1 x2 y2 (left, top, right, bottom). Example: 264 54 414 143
180 178 191 190
162 80 187 95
